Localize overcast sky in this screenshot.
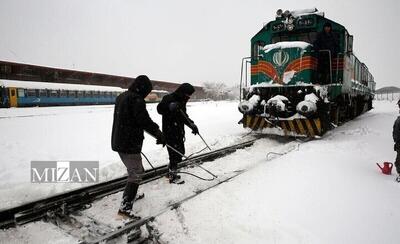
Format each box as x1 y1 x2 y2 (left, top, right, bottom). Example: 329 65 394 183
0 0 398 88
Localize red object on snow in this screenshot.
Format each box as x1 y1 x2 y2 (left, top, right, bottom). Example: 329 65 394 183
376 162 393 175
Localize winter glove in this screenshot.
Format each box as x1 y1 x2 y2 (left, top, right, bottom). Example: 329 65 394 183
190 123 199 135
155 130 166 147
168 102 180 112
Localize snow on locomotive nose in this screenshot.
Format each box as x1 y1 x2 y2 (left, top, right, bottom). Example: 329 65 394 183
296 93 319 117
238 94 260 114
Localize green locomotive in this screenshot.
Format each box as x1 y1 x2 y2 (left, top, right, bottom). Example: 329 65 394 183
238 8 375 137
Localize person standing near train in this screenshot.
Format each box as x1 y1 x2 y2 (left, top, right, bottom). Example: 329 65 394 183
111 75 166 219
313 22 339 84
392 100 400 182
157 83 198 184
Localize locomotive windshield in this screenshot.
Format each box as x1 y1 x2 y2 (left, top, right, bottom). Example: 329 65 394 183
271 32 318 44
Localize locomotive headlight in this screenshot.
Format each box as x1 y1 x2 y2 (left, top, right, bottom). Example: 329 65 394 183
287 23 295 31
296 101 317 116
238 101 252 114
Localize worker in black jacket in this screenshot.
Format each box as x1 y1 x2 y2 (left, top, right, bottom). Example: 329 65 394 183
157 83 198 184
393 100 400 182
111 75 165 219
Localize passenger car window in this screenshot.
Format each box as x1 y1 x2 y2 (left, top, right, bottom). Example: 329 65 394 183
27 89 37 97
39 90 48 97
50 90 58 97
17 89 25 97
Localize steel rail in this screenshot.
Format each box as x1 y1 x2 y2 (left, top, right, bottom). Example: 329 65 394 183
83 138 303 244
0 139 256 229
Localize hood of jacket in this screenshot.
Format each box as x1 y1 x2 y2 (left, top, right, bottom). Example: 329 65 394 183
128 75 153 98
173 83 195 101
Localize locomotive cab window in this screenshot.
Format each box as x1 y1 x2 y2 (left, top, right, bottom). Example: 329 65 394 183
272 32 317 44
252 41 266 59
271 35 289 44
296 32 317 44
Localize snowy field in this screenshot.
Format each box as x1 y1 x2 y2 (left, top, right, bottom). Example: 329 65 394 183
1 100 400 244
155 100 400 244
0 101 246 209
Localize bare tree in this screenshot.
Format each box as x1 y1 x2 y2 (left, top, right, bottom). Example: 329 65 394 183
202 82 238 100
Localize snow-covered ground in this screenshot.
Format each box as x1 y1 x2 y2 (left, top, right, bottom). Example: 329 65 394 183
1 100 400 244
155 100 400 244
0 101 246 209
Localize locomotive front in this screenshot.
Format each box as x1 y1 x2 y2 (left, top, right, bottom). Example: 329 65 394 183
238 9 337 137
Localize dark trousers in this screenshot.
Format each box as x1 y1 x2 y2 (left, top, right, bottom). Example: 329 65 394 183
317 53 332 84
395 149 400 174
166 139 185 172
118 153 144 184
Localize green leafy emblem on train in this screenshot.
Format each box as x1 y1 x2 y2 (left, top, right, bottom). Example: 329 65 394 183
273 50 289 67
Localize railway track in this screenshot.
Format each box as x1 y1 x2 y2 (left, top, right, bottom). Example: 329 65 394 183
1 135 304 243
82 168 250 244
82 136 302 244
0 139 257 229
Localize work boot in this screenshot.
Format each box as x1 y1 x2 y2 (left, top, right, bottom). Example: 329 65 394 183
117 207 141 221
168 170 184 184
118 197 141 220
118 197 133 215
168 171 181 179
117 183 141 220
135 192 145 201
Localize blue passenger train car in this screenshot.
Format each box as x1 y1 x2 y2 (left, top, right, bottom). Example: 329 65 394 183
0 80 124 108
0 79 170 108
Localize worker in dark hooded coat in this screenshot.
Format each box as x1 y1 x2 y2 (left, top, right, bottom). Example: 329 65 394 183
111 75 165 219
157 83 198 184
392 99 400 182
313 22 339 84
